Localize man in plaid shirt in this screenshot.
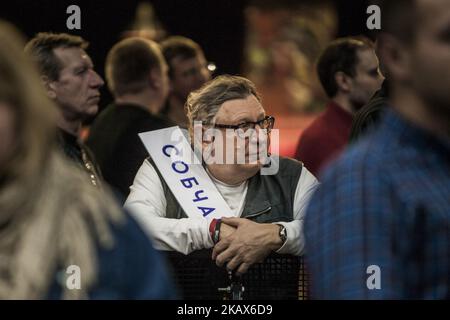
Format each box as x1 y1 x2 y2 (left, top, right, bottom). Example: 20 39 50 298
305 0 450 299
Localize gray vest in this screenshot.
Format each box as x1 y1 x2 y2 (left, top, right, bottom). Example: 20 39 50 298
149 157 304 223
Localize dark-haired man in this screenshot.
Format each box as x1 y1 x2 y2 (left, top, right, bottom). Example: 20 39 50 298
295 37 383 176
161 36 211 128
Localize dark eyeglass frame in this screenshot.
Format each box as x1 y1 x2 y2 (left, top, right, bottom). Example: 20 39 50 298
209 116 275 132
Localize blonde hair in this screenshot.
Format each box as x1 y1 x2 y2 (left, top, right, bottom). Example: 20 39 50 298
0 22 56 183
0 21 123 299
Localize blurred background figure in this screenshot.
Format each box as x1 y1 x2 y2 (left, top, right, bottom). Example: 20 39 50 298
295 36 383 176
244 0 338 156
87 37 173 200
25 33 104 187
160 36 212 128
0 0 378 161
349 37 390 144
305 0 450 299
0 20 176 299
121 2 166 40
349 78 389 143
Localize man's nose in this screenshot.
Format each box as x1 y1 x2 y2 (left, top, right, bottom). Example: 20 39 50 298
377 69 385 84
250 125 265 143
375 76 384 89
90 70 104 88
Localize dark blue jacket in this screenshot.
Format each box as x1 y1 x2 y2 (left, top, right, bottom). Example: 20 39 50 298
47 211 178 299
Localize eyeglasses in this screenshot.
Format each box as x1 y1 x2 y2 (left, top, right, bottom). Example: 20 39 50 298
211 116 275 133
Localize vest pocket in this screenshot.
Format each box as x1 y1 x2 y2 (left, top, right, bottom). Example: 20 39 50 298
245 206 272 220
250 203 293 223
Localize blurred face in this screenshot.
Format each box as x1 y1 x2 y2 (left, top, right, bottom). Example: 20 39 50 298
49 47 104 119
348 48 384 111
205 95 268 184
409 0 450 114
157 60 170 112
0 103 15 170
170 53 211 101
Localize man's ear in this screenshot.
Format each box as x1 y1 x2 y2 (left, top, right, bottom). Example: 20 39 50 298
149 68 162 90
41 75 57 99
377 33 412 83
334 71 352 93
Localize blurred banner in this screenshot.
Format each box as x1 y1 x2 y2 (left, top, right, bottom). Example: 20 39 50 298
243 0 338 156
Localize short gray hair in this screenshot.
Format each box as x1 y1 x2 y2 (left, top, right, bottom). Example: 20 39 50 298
186 75 261 135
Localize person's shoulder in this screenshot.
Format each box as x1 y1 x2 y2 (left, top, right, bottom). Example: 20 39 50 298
92 209 176 299
95 103 151 127
299 113 334 148
277 156 318 187
98 208 160 275
127 157 164 190
350 98 388 141
88 103 119 136
92 103 118 124
320 129 390 184
134 112 176 132
138 157 159 176
303 112 328 135
278 156 304 171
113 210 151 244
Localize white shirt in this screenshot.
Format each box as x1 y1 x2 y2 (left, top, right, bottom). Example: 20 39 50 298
125 159 319 255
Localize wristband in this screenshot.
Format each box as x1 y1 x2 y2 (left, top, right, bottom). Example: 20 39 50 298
209 218 222 244
213 219 222 244
209 218 218 240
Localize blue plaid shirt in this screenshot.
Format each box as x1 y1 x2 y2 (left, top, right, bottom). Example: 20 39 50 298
305 108 450 299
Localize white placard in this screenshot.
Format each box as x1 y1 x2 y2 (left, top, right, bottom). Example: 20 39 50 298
139 126 233 221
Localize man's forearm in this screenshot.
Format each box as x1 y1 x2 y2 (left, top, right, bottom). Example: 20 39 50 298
128 209 213 254
273 219 304 256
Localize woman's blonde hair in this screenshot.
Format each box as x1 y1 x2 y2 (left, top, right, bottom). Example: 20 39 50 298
0 21 123 299
0 21 56 182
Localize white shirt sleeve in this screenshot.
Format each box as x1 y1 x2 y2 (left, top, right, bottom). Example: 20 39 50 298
124 159 213 255
274 167 319 256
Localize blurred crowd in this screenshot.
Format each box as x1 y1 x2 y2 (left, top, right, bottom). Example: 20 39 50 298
0 0 448 299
